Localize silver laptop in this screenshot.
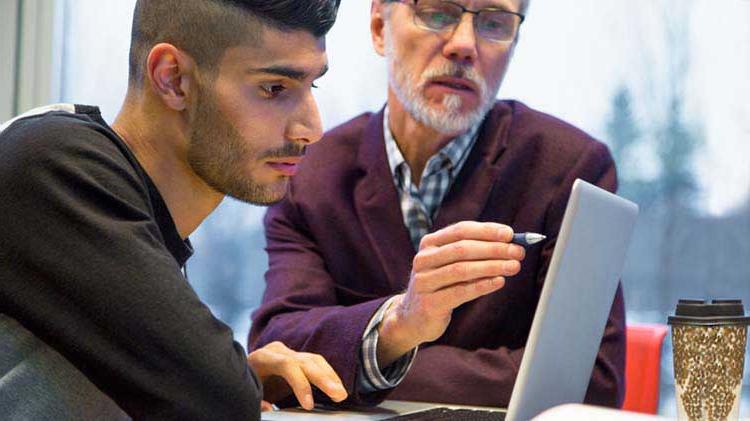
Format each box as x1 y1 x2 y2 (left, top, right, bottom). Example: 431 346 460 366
263 179 639 421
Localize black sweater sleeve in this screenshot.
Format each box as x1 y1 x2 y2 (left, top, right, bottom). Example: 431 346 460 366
0 114 261 420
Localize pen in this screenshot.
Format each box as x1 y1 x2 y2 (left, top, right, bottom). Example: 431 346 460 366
512 232 546 246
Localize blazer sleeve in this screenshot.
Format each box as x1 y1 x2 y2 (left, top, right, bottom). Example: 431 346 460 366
382 141 626 408
249 190 392 407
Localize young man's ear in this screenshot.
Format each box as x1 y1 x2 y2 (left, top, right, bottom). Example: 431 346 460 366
371 0 387 57
146 43 196 111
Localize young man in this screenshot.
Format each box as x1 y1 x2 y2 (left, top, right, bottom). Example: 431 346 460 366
250 0 626 408
0 1 345 419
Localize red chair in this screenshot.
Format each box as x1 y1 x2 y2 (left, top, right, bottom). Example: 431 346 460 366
622 323 669 414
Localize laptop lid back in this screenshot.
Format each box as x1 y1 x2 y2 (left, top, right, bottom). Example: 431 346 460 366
506 179 638 421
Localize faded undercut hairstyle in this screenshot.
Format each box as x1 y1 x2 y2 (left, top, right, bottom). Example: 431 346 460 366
128 0 341 86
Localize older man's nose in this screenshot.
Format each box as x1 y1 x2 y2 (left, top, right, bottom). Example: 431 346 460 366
442 14 479 63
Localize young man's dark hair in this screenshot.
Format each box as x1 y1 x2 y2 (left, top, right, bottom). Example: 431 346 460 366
128 0 341 85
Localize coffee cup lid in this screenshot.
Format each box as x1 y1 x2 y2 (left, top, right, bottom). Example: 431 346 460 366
668 299 750 326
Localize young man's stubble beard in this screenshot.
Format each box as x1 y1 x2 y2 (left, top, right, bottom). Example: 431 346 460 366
186 79 293 206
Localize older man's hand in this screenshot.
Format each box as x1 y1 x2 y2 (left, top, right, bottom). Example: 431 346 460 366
377 222 526 367
247 341 347 411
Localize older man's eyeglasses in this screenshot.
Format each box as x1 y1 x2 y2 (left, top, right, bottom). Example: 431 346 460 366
393 0 525 43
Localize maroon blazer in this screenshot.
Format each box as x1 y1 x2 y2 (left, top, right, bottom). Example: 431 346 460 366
249 101 626 408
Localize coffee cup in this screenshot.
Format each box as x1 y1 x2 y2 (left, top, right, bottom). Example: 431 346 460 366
668 299 750 421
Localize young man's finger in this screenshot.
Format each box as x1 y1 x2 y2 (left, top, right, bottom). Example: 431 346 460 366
261 400 274 412
298 354 348 402
276 361 315 410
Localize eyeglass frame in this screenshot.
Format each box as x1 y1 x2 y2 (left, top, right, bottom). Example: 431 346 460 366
385 0 526 43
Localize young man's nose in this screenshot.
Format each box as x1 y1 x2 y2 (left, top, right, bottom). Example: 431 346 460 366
286 91 323 145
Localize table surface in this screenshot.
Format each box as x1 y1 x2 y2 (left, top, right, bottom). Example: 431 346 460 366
261 400 504 420
260 400 674 421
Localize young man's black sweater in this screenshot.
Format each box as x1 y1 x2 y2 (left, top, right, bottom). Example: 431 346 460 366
0 105 261 419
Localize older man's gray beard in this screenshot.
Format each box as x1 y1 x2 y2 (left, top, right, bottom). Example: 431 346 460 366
384 30 499 134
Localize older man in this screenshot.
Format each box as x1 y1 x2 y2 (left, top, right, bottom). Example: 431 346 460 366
250 0 625 408
0 1 347 419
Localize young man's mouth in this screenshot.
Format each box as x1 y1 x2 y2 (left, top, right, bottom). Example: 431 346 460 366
266 157 303 176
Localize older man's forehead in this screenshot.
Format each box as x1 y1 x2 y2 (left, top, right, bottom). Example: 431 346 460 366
469 0 522 11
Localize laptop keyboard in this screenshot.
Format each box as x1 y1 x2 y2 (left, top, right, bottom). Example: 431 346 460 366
386 407 506 420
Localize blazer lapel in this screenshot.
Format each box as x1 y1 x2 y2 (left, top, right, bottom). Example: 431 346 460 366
433 102 513 230
353 110 415 292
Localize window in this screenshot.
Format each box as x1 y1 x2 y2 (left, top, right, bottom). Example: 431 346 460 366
36 0 750 415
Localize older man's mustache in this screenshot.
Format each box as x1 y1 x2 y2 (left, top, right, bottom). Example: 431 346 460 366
422 63 487 95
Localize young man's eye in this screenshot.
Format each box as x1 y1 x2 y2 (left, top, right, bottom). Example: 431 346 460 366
260 84 287 98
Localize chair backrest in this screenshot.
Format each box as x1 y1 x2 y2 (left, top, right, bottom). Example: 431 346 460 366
622 323 669 414
0 314 129 420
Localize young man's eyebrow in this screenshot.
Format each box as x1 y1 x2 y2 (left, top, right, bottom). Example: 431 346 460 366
249 64 329 81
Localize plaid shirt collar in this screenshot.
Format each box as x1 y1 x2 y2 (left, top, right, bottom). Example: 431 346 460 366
383 106 481 193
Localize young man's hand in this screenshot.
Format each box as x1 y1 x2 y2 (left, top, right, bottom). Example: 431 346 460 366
247 341 347 411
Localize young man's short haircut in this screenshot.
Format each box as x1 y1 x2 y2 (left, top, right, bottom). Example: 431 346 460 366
128 0 341 86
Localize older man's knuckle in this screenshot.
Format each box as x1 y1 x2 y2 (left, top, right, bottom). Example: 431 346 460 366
453 243 467 259
449 263 466 278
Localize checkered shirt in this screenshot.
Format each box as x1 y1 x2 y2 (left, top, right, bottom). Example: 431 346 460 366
357 108 481 393
385 107 481 249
